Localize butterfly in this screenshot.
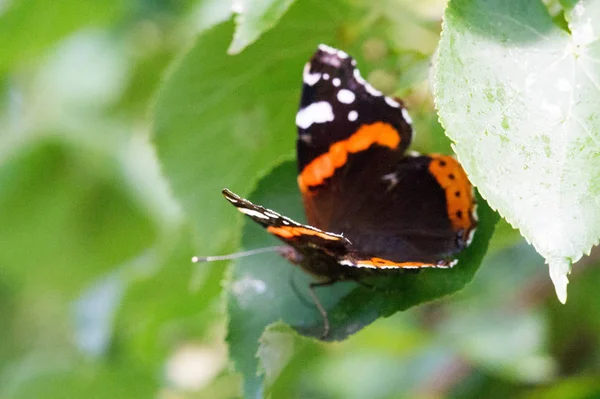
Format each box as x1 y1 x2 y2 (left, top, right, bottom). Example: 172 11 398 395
220 44 477 336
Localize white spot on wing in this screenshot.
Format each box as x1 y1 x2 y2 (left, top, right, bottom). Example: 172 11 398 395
337 89 355 104
365 83 382 96
355 263 378 269
353 68 366 85
323 73 330 80
466 228 476 246
353 68 381 96
339 259 376 269
348 110 358 121
401 108 413 124
238 208 270 220
318 44 349 59
296 101 334 129
332 78 341 87
385 96 400 108
303 63 321 86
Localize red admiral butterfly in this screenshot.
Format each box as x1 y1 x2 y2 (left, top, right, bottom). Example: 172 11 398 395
220 45 477 335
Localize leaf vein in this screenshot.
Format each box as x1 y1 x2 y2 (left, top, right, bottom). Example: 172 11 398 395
581 52 600 64
578 61 600 95
478 10 552 42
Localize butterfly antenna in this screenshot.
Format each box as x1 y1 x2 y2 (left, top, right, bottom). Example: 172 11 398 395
191 246 287 263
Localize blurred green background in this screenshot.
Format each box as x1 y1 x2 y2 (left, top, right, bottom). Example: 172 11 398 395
2 0 600 398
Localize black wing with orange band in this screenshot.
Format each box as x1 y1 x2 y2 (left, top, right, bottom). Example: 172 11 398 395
222 188 350 254
296 45 413 198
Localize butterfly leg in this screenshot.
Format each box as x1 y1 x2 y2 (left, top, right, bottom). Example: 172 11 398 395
308 280 336 339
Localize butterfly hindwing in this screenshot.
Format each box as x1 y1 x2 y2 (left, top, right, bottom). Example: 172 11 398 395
335 154 476 268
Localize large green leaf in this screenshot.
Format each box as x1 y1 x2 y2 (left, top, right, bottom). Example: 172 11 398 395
227 160 498 398
152 0 354 258
433 0 600 302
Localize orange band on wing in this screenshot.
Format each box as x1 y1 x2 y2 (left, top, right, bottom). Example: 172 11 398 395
428 155 475 232
298 122 400 193
267 226 340 241
359 257 435 268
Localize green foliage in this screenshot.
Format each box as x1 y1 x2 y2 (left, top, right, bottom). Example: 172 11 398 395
433 0 600 302
2 0 600 398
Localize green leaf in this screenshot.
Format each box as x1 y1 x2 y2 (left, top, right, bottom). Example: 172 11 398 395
433 0 600 302
228 0 296 54
227 160 498 398
152 0 353 258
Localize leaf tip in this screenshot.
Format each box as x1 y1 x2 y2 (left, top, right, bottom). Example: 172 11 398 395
549 257 571 304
